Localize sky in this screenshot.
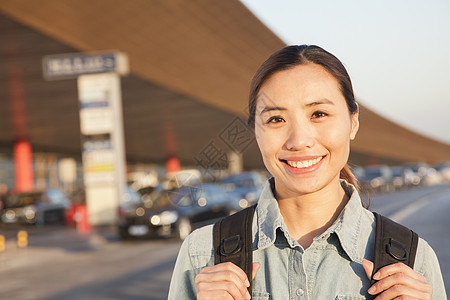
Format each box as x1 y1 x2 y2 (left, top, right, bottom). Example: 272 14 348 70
240 0 450 145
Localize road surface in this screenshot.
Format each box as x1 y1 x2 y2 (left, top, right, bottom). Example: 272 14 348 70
1 183 449 299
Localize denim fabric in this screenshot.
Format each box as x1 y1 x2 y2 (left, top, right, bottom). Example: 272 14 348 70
168 180 447 299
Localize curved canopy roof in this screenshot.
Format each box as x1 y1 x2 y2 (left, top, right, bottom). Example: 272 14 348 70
0 0 448 168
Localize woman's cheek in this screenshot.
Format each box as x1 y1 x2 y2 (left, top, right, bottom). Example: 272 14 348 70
255 134 278 172
257 129 282 153
321 124 352 162
320 120 351 147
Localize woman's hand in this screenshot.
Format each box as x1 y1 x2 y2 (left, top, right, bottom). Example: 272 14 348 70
195 262 260 300
362 259 432 299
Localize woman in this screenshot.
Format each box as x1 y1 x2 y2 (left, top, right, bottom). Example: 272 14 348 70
168 45 446 299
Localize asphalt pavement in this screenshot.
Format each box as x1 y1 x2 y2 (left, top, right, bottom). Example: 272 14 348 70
0 225 182 300
368 183 450 297
1 183 449 299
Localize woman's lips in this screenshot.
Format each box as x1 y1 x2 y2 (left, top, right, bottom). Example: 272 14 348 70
280 155 325 173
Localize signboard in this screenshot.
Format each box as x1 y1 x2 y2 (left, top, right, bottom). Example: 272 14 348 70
82 134 115 185
77 72 127 225
78 74 126 188
43 51 128 226
43 51 128 80
78 75 115 135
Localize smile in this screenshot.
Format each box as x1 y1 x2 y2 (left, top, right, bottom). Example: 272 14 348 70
284 156 323 169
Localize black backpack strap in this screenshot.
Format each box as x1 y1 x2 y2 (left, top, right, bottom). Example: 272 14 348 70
371 212 419 297
213 205 256 294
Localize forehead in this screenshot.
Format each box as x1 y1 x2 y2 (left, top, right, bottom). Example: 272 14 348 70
257 63 344 108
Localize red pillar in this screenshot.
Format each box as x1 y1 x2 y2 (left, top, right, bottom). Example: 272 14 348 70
8 59 33 193
166 156 180 174
14 140 34 192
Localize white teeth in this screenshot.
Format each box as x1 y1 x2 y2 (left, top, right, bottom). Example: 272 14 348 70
286 157 323 169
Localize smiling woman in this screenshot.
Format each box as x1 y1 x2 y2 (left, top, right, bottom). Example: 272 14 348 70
168 45 446 299
253 62 359 201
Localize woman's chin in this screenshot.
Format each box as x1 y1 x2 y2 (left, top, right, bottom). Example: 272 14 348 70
274 178 323 199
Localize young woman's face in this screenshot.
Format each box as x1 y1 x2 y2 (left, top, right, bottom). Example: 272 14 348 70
255 63 359 199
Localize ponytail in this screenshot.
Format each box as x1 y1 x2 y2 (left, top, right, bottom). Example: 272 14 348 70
340 164 359 191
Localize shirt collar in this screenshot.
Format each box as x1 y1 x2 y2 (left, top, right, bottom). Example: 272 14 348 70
254 178 366 262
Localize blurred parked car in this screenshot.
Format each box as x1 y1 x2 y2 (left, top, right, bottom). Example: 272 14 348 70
164 169 201 190
403 162 444 186
390 167 406 190
402 162 430 186
421 167 443 186
136 185 163 210
117 186 143 217
358 165 393 193
117 183 237 240
1 189 70 225
389 167 417 190
434 162 450 182
221 172 265 209
66 186 142 226
350 165 365 180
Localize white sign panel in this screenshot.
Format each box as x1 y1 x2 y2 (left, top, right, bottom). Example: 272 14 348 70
44 51 129 226
78 75 116 135
43 52 128 80
77 73 127 225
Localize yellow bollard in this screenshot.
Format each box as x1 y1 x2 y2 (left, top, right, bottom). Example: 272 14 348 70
0 234 5 252
17 230 28 248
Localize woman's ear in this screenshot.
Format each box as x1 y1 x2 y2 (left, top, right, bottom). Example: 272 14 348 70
350 103 359 140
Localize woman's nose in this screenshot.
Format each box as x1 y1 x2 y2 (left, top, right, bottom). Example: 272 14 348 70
284 123 315 151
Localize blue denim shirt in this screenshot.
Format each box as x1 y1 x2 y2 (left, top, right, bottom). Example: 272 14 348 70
168 180 447 299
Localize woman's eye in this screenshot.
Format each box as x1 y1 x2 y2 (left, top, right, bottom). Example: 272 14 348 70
266 116 285 124
312 111 328 119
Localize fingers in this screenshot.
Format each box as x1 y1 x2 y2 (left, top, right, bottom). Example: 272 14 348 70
372 284 431 300
372 262 427 283
197 281 250 300
366 262 432 299
252 262 261 280
362 259 374 280
195 262 251 300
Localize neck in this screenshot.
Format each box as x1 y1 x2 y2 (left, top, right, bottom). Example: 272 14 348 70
276 179 349 249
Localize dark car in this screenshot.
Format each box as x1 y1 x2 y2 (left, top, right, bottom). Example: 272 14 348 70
135 185 162 210
221 172 266 210
358 165 393 193
117 183 236 240
1 189 70 225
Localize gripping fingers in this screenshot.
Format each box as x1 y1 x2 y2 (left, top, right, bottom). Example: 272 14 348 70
372 262 426 283
368 263 432 299
201 262 250 285
195 262 251 299
197 281 250 300
373 284 431 300
368 273 431 297
196 271 250 299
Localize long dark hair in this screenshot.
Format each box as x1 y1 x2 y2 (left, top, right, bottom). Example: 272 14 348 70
248 45 359 189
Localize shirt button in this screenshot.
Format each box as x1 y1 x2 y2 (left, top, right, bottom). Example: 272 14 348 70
296 288 304 296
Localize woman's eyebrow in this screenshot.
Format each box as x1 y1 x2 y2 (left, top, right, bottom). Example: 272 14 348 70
259 106 287 115
305 99 335 107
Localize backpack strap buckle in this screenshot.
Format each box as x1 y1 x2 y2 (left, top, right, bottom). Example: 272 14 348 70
386 238 409 261
219 235 242 256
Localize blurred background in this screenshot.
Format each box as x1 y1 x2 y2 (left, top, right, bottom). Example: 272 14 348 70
0 1 449 299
